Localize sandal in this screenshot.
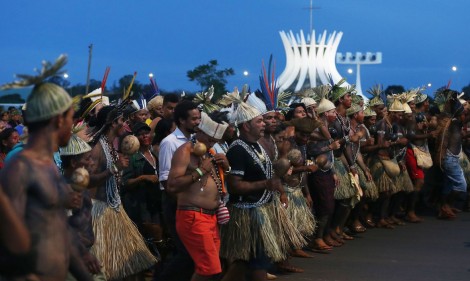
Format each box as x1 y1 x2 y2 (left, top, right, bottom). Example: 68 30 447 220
350 224 367 233
364 218 376 228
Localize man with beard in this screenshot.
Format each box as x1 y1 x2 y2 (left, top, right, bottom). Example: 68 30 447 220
167 112 229 281
220 100 305 281
157 100 201 281
88 105 156 280
0 55 91 281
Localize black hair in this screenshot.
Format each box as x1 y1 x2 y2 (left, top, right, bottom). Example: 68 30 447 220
174 100 198 126
273 122 287 135
153 118 175 145
285 103 307 121
0 128 18 153
208 110 229 124
163 93 180 105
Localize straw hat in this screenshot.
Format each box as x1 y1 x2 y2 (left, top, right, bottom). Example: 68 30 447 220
199 112 228 140
59 133 92 156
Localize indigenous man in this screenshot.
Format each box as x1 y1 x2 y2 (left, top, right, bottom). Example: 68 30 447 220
404 91 436 222
434 89 467 219
60 131 104 279
221 100 305 281
167 112 229 281
308 95 341 250
88 105 156 280
0 55 92 281
329 82 358 242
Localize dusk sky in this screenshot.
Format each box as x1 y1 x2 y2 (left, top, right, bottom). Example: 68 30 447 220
1 0 469 97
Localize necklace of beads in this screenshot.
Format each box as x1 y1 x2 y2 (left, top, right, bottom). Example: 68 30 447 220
229 139 273 208
100 135 121 211
140 148 157 175
190 136 223 193
336 113 351 136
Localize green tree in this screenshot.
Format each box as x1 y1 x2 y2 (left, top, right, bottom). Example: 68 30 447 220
0 93 25 103
187 59 234 100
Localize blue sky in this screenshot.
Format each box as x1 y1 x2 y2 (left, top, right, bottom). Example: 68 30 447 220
1 0 469 97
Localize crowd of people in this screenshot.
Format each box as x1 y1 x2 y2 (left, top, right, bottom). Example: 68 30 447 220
0 55 469 281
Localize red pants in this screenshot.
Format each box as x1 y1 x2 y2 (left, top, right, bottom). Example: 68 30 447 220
176 209 221 276
405 147 424 180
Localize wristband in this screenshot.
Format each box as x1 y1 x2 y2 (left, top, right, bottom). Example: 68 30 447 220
195 168 204 177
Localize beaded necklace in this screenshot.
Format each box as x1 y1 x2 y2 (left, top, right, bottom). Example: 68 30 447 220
100 135 121 211
229 139 273 208
190 136 223 194
336 112 351 136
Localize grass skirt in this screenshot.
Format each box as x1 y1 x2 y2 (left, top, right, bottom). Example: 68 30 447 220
395 168 414 193
284 186 316 237
370 157 396 193
91 200 157 280
220 197 306 263
358 167 379 201
459 152 470 185
333 158 356 200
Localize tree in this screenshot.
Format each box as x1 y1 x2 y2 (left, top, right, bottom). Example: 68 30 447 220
187 60 234 100
462 83 470 99
384 85 405 96
0 93 25 104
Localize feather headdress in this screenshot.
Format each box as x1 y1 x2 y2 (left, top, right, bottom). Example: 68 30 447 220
258 55 292 111
0 54 73 123
367 84 386 107
220 86 261 126
193 85 220 113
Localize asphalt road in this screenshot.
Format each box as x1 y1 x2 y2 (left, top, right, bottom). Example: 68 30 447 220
275 212 470 281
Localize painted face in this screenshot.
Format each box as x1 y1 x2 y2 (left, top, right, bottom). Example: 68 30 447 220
3 131 19 150
136 129 152 146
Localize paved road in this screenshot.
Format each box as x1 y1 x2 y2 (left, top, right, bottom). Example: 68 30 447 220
275 212 470 281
